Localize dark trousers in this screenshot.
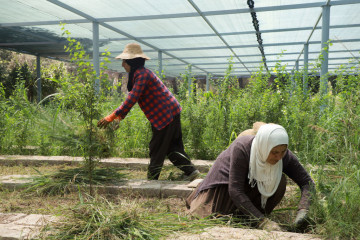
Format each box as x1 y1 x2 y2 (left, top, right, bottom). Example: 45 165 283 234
148 114 196 180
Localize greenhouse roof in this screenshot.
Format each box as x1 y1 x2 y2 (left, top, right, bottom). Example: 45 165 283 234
1 0 360 77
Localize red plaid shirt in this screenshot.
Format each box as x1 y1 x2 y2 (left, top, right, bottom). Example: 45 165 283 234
112 67 181 130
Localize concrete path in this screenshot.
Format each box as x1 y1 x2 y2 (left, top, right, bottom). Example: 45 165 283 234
0 155 213 173
167 226 322 240
0 214 322 240
0 212 56 240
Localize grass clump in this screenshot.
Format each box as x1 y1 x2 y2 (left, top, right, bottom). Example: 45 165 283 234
51 198 154 239
43 194 241 240
24 167 127 196
309 168 360 239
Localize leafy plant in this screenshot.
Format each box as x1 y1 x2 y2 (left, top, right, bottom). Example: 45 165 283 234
55 24 112 195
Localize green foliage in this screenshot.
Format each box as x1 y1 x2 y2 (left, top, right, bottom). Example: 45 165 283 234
0 83 7 151
0 79 38 153
115 105 152 157
177 65 192 101
310 168 360 239
0 49 65 102
58 23 114 195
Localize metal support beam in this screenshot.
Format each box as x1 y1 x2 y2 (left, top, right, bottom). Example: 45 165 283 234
104 38 360 55
206 73 210 92
103 48 360 60
158 50 163 79
160 56 358 67
320 5 331 96
295 60 299 71
188 65 192 96
92 21 100 94
47 0 209 76
290 69 295 97
2 0 357 27
187 0 251 74
36 55 41 102
0 41 66 47
146 38 360 52
98 23 360 42
303 43 309 94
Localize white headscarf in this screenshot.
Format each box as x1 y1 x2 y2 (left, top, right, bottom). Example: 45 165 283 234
248 124 289 209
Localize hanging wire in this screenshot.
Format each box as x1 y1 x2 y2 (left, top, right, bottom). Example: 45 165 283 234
247 0 269 72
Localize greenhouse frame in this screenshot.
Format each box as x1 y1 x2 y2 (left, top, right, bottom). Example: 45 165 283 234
1 0 360 99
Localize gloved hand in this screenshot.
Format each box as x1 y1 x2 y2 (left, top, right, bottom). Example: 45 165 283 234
258 218 282 232
294 209 309 227
97 118 111 129
98 114 121 129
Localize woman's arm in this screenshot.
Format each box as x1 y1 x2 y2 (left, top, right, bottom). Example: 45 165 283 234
109 70 147 120
228 142 265 219
283 150 315 210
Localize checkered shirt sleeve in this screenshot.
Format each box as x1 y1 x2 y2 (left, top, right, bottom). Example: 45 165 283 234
113 67 181 130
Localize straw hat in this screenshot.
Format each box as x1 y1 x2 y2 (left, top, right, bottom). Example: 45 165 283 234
115 43 150 60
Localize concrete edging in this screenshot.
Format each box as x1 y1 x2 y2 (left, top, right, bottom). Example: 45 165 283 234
0 155 214 173
0 175 202 199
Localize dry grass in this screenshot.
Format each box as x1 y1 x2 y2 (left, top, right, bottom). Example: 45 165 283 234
0 164 71 176
0 186 187 220
0 190 79 215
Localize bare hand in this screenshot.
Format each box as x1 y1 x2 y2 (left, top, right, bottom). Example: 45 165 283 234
97 118 110 129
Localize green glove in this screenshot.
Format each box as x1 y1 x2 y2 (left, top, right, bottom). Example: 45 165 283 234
294 209 309 227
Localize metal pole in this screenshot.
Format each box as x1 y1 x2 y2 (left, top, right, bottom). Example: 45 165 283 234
188 65 192 96
290 69 294 96
206 73 210 92
36 55 41 102
158 50 163 79
294 60 299 90
92 21 100 94
320 5 331 96
303 43 309 95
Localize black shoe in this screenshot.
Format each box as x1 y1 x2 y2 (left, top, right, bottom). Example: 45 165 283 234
181 170 200 181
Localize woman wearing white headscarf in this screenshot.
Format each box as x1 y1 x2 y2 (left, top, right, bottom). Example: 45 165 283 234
186 124 314 231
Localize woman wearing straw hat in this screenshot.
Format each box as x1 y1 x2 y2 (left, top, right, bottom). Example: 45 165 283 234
98 43 199 181
186 124 314 231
